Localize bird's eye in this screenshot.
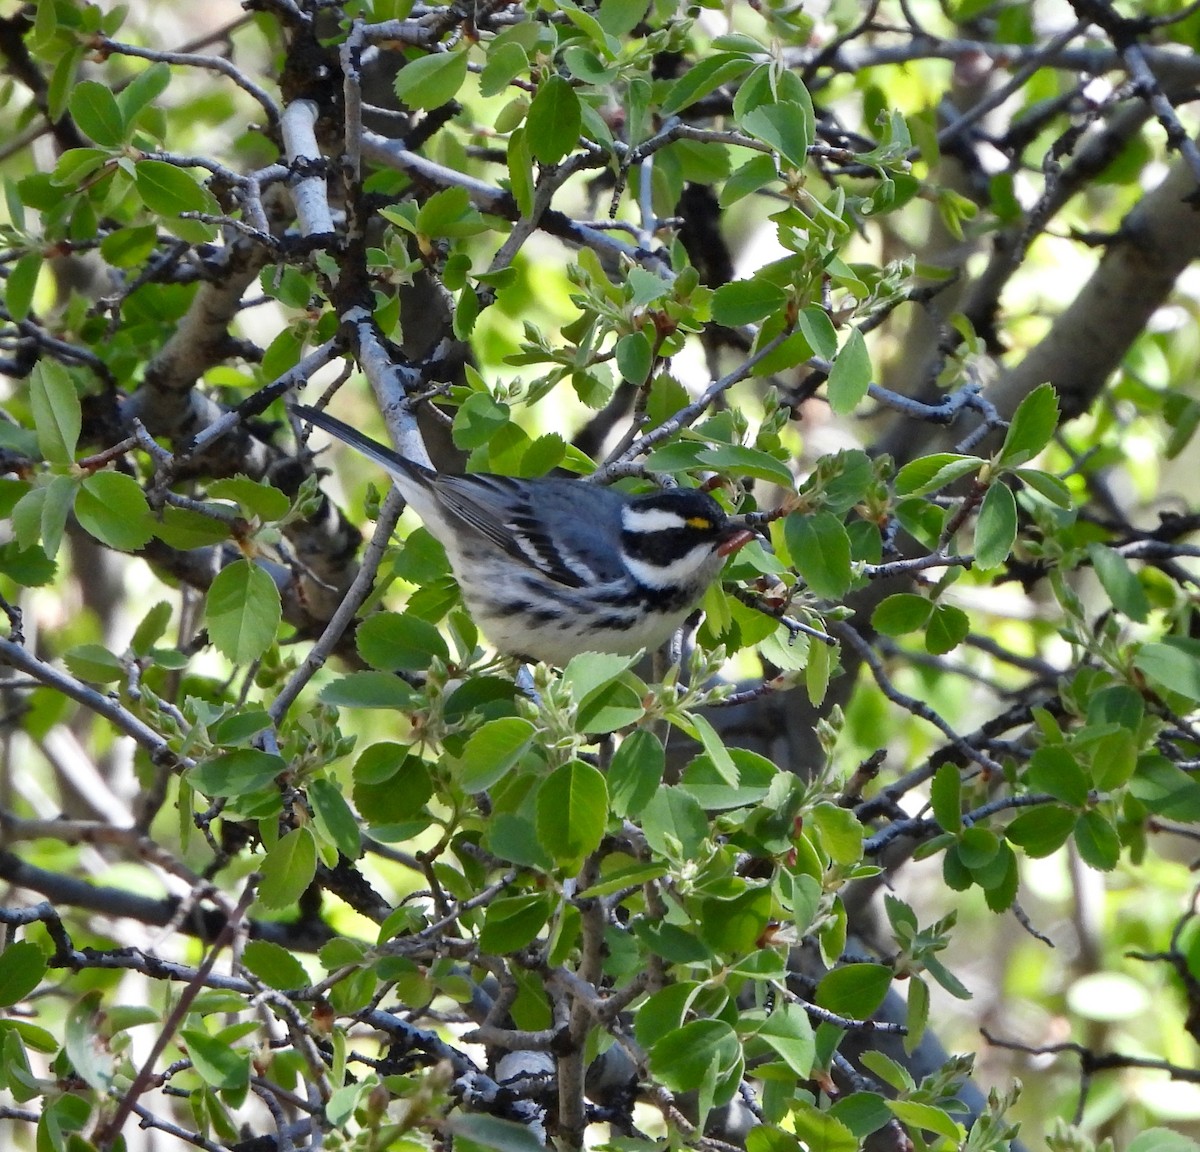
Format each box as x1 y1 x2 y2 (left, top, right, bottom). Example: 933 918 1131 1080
686 516 713 530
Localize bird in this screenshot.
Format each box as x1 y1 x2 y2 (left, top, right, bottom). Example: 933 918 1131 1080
293 403 755 666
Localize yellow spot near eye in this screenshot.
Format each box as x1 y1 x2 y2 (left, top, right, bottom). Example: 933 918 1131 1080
686 516 713 530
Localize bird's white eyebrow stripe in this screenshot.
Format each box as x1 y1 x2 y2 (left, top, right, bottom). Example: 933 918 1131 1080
622 506 691 532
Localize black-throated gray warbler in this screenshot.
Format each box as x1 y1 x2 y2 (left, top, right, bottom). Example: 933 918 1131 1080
294 403 754 665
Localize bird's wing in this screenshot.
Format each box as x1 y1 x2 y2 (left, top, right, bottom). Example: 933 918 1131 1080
434 475 621 589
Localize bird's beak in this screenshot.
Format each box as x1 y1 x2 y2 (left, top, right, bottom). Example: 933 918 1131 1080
718 528 756 557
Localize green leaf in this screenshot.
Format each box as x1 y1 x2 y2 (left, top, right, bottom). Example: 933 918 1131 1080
457 717 536 791
356 610 449 672
695 444 795 488
626 267 671 308
754 1002 815 1078
240 940 309 990
0 540 55 587
796 305 838 360
828 1093 893 1139
63 643 125 683
745 1128 804 1152
450 1113 549 1152
859 1050 915 1094
416 185 488 239
209 710 272 747
827 327 871 416
1087 543 1150 622
562 651 640 706
6 251 43 322
903 974 930 1053
641 786 709 861
648 1018 741 1096
131 600 173 656
894 453 979 496
66 990 113 1092
188 749 285 798
711 278 787 326
353 742 411 785
1131 755 1200 820
523 436 568 482
1013 467 1072 508
785 511 852 600
36 473 77 559
576 679 645 734
257 827 318 910
597 0 648 36
308 778 362 861
4 1028 40 1102
662 53 754 115
100 223 158 269
1026 745 1089 807
930 763 962 833
478 893 553 953
10 486 41 553
0 942 46 1008
29 360 81 467
262 326 303 378
204 560 281 665
608 729 664 818
957 825 999 869
924 954 972 1002
1127 1129 1200 1152
456 290 479 344
1087 684 1144 732
720 153 779 207
1005 804 1076 857
888 1100 964 1141
393 50 469 110
207 476 291 522
355 755 433 833
997 383 1059 467
811 802 862 865
872 593 932 636
815 963 892 1019
536 760 608 867
1074 809 1120 871
697 885 772 956
135 158 213 215
32 0 57 50
684 712 740 787
527 74 581 165
116 62 170 124
453 391 510 450
924 603 968 655
980 850 1017 908
50 146 111 187
181 1028 251 1091
789 1104 857 1152
75 471 154 551
480 42 528 98
636 983 702 1049
973 481 1017 569
1091 728 1137 791
153 504 233 549
69 79 125 147
1134 639 1200 704
615 330 653 385
740 100 814 169
319 671 418 710
679 747 777 810
506 126 534 217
